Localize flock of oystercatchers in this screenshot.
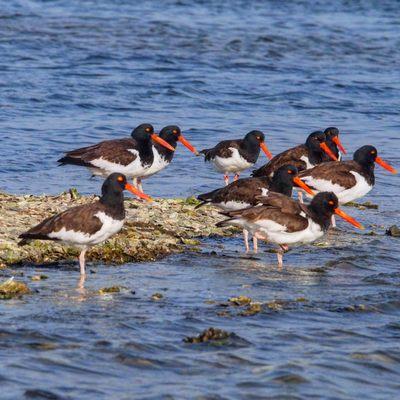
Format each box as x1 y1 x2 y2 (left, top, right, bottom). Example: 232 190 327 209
18 124 397 275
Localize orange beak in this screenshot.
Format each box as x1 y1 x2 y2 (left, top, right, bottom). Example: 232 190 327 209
151 134 175 152
125 183 152 202
332 135 347 154
375 156 397 174
334 207 364 230
320 142 338 161
178 135 199 155
293 177 315 196
260 142 273 160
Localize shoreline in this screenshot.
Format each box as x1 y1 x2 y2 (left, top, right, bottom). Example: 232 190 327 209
0 191 236 268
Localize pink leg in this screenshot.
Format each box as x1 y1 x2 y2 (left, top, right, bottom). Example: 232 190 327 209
234 173 240 181
253 236 258 253
137 178 143 193
224 175 229 186
331 215 336 228
79 248 87 276
276 244 289 268
298 191 304 204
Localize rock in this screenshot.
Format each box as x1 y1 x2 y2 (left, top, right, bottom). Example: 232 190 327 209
229 295 252 306
239 302 262 316
183 327 231 343
151 293 163 301
0 278 30 300
386 225 400 237
31 274 48 281
98 286 124 295
345 201 378 210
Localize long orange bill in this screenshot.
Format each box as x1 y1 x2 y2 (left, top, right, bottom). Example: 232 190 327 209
293 177 315 196
320 142 338 161
375 156 397 174
151 134 175 152
334 208 364 230
260 142 273 160
332 135 347 154
178 135 199 155
125 183 152 202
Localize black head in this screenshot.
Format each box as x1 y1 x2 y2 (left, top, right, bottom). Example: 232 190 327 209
353 145 377 166
309 191 339 219
305 131 326 152
101 173 127 197
270 164 299 196
244 130 265 144
130 123 155 139
324 127 339 140
159 125 181 146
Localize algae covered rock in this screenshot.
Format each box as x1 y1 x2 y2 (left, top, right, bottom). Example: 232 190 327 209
386 225 400 237
0 277 30 300
183 327 231 343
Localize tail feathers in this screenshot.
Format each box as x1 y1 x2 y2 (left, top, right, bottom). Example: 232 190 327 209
251 167 264 177
216 218 235 228
18 232 51 246
199 148 213 162
194 201 208 210
195 189 219 209
57 155 93 168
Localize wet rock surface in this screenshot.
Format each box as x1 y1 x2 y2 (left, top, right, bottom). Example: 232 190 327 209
0 192 234 267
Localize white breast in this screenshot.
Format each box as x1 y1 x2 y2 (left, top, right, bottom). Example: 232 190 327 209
300 155 314 169
90 149 150 178
139 146 170 178
216 201 252 211
48 212 124 247
212 148 253 173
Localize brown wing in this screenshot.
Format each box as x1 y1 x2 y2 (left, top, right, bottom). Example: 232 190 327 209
252 145 308 177
212 177 266 204
201 139 242 161
19 203 105 241
299 160 358 189
59 138 138 167
255 192 304 214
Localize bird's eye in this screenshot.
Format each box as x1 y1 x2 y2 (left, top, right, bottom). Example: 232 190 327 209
117 176 124 182
257 136 261 140
287 169 293 174
173 129 178 135
145 127 151 133
328 200 334 206
371 150 376 155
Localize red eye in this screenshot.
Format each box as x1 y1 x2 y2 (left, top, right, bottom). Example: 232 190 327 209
145 127 151 133
328 200 334 205
117 176 124 182
287 169 293 174
173 130 178 135
371 150 376 155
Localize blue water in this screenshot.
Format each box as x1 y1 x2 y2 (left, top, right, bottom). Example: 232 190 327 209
1 0 400 399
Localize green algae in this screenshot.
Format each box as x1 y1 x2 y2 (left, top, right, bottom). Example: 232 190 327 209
0 278 30 300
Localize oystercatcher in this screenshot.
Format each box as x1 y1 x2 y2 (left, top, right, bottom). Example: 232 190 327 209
323 127 347 161
58 123 175 192
217 191 363 267
251 131 338 179
197 164 314 252
200 130 272 185
18 173 149 275
298 145 397 204
135 125 199 192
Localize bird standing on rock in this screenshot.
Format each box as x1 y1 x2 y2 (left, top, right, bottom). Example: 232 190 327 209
200 130 272 186
18 173 150 275
217 192 363 267
58 123 175 196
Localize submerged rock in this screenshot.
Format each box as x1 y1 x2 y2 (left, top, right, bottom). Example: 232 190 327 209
345 201 379 210
98 286 125 295
386 225 400 237
184 327 231 343
0 277 30 300
151 292 163 301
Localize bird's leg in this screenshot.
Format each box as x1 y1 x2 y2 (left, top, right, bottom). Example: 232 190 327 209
243 229 250 253
298 191 304 204
277 244 289 268
132 177 138 188
79 248 87 276
253 236 258 253
331 215 336 228
234 173 240 181
224 175 229 186
137 178 143 193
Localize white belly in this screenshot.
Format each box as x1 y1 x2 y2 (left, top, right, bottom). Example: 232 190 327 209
216 201 252 211
90 149 151 178
139 147 170 178
301 171 372 204
300 155 314 169
48 212 124 247
212 148 253 173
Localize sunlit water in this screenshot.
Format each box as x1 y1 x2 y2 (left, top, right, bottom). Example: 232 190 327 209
0 0 399 398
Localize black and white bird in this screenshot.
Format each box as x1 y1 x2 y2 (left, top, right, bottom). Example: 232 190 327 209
200 130 272 185
298 145 397 204
217 192 363 267
58 123 175 195
135 125 199 192
18 173 149 275
196 165 314 252
251 131 338 179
